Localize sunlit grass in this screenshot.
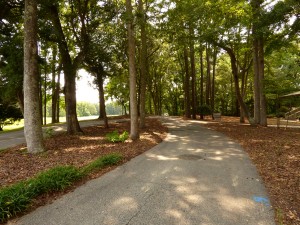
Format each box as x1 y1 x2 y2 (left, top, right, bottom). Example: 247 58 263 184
1 116 100 133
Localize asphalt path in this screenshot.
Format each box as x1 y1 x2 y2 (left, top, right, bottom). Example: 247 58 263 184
0 120 106 150
13 117 275 225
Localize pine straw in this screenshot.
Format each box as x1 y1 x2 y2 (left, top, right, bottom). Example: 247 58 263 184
203 116 300 225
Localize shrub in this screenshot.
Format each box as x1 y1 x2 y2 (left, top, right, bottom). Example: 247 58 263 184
106 130 129 143
198 104 212 116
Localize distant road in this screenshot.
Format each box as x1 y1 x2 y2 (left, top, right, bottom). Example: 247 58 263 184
0 120 105 150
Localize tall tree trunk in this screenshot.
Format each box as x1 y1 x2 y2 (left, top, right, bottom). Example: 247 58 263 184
138 0 147 128
205 44 211 106
43 70 47 125
24 0 44 153
200 47 204 119
189 26 196 119
126 0 139 140
51 45 58 124
49 5 82 134
218 45 252 123
183 46 191 118
252 0 267 126
97 72 108 128
211 48 217 114
258 38 267 126
253 37 261 124
39 70 43 125
56 65 61 123
64 69 82 134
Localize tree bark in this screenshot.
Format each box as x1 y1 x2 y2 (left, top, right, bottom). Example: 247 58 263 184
189 26 196 119
48 5 82 134
97 72 108 128
211 48 217 114
258 38 267 126
183 46 191 118
138 0 147 128
218 44 252 123
51 45 58 124
205 44 211 106
23 0 44 153
56 65 61 123
200 47 204 119
252 0 267 126
126 0 139 140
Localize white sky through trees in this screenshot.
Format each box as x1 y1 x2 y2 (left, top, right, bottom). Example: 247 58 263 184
76 69 99 104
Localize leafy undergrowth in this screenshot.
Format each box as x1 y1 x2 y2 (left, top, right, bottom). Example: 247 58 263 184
203 117 300 225
0 118 168 223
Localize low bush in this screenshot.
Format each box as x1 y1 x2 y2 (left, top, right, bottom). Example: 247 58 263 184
106 130 129 143
0 153 122 223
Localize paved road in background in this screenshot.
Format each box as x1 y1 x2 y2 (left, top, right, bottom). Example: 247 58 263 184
13 117 275 225
0 120 106 150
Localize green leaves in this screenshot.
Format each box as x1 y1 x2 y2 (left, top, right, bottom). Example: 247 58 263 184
106 130 129 143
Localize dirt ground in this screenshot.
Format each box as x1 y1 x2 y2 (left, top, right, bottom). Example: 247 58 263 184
0 116 299 225
203 116 300 225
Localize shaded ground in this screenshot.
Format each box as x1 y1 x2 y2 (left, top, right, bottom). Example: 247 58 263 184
0 118 167 221
203 116 300 225
1 116 299 225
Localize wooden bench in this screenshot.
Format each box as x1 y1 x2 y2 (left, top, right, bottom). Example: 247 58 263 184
213 113 221 121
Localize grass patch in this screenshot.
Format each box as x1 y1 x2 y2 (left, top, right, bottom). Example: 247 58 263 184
81 153 122 175
106 130 129 143
0 153 122 223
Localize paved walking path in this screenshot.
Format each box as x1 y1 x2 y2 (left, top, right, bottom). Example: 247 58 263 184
12 117 275 225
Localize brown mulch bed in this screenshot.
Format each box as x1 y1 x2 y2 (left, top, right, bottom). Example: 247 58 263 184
1 116 299 225
0 118 167 222
203 116 300 225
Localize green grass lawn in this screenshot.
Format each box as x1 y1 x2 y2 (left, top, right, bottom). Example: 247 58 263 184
1 116 99 133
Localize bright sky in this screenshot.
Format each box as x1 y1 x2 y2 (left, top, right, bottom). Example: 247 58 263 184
76 69 99 104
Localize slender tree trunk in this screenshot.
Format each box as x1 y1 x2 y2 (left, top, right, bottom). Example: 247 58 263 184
183 46 191 118
39 70 43 125
253 38 260 124
51 45 57 124
126 0 139 140
218 45 252 123
24 0 44 153
56 66 61 123
211 48 217 114
252 0 267 126
97 73 108 128
259 38 267 126
49 5 82 134
138 0 147 128
189 26 196 119
206 44 211 106
43 70 47 125
200 47 204 119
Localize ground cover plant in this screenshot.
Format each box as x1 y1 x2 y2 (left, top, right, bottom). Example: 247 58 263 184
0 154 121 223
